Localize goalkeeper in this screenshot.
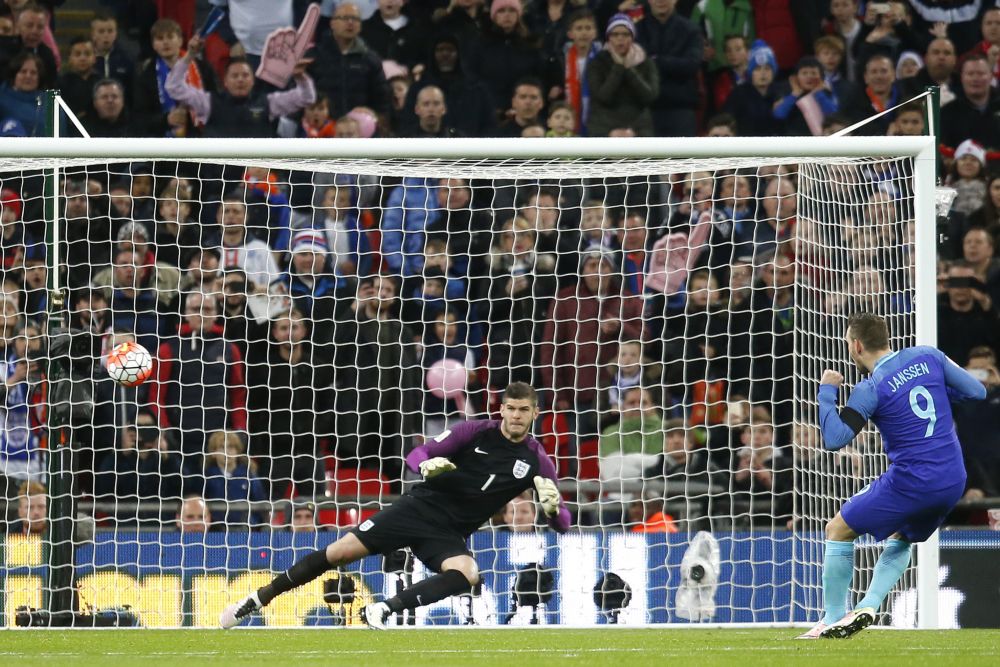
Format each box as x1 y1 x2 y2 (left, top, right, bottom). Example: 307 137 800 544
802 313 985 639
220 381 570 629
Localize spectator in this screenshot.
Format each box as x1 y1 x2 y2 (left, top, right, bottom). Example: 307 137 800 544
600 339 655 414
83 79 135 137
496 77 545 137
9 480 45 534
470 0 554 117
645 418 722 526
900 37 956 103
57 36 98 120
853 1 925 76
0 188 35 280
545 101 576 137
772 56 838 136
967 8 1000 84
966 174 1000 241
0 52 46 136
206 194 281 293
586 13 659 138
708 35 750 114
431 0 485 56
841 53 898 135
333 274 420 479
961 227 1000 305
400 33 495 137
91 10 133 101
560 8 600 134
176 494 211 533
134 18 216 138
690 0 755 74
0 309 41 502
167 36 316 138
282 94 336 138
420 309 477 436
310 2 390 118
937 262 1000 366
93 408 185 519
382 177 472 277
599 386 663 485
281 229 348 328
953 346 1000 500
290 502 316 532
294 182 377 277
947 140 988 217
21 245 45 322
525 0 588 61
635 0 702 136
10 3 57 88
247 308 331 500
496 489 537 531
732 420 790 526
404 85 462 138
625 491 679 533
815 34 853 100
361 0 428 69
887 100 926 136
941 54 1000 153
539 250 644 441
705 112 737 137
723 39 780 136
823 0 862 80
152 178 203 269
149 291 248 463
201 430 267 528
90 247 166 354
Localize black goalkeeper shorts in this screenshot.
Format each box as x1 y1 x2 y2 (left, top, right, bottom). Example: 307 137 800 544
349 494 472 572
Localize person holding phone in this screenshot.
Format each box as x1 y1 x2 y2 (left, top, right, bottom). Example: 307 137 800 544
938 262 1000 365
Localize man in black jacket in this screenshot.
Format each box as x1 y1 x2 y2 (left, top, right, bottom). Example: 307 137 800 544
941 53 1000 152
361 0 429 69
635 0 702 136
310 2 391 118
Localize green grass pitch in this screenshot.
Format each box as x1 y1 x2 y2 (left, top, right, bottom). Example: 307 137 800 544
1 629 999 666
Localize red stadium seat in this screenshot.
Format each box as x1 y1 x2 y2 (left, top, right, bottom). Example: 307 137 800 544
319 467 390 527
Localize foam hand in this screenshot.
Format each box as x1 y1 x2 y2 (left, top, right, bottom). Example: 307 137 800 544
419 457 456 480
256 2 320 87
533 476 560 516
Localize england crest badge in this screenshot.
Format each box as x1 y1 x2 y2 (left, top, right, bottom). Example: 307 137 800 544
512 459 530 479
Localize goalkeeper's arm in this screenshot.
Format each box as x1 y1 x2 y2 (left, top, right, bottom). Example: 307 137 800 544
533 458 571 533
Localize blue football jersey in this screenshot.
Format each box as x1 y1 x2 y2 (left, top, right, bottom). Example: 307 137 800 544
820 346 986 489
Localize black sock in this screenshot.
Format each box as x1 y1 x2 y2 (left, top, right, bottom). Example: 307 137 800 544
258 549 331 606
385 569 471 613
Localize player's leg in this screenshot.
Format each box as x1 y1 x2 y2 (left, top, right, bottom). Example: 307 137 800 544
855 532 911 610
220 533 370 628
798 511 857 639
362 547 478 629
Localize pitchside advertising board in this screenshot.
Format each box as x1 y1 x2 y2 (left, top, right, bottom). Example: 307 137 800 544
1 531 997 628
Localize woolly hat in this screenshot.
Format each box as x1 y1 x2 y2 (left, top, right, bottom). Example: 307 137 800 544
490 0 522 21
955 139 986 166
746 39 777 78
605 13 637 39
1 188 22 220
291 229 328 254
895 50 924 79
117 221 150 244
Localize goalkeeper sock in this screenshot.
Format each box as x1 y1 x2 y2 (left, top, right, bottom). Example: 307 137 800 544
258 549 332 606
385 569 471 613
856 538 911 611
821 540 855 624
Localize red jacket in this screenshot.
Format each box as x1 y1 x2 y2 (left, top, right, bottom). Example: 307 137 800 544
752 0 803 70
539 281 644 406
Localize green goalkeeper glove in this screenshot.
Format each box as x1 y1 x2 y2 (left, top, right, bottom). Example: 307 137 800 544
419 457 456 480
533 475 560 516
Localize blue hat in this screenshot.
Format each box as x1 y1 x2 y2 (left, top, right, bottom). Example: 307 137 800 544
0 118 26 137
605 13 636 39
746 39 777 78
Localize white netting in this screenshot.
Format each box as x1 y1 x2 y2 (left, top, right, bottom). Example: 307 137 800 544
0 148 926 628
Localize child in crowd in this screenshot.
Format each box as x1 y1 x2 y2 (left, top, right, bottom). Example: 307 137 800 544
57 37 97 118
91 11 133 101
546 101 577 137
710 35 749 113
562 8 600 134
300 95 335 138
948 139 989 217
202 430 267 528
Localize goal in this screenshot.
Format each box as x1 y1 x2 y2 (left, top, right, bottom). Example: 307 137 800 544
0 135 937 628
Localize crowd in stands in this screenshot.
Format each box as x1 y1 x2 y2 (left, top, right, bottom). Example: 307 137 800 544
0 0 998 534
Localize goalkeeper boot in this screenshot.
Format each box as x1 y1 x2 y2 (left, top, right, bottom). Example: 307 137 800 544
219 592 263 629
361 601 390 630
795 621 828 639
820 607 876 639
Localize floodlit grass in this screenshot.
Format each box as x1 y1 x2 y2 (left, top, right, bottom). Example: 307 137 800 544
0 628 998 666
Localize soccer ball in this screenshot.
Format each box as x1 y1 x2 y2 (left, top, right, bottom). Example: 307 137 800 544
105 341 154 387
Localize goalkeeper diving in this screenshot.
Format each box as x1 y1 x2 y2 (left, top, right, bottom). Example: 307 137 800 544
220 381 570 629
801 313 986 639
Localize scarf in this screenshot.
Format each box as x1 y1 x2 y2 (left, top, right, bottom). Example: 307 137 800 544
565 42 601 135
156 53 203 113
865 85 897 114
302 118 336 138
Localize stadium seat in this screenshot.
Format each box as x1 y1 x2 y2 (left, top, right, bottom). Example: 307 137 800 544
319 467 390 527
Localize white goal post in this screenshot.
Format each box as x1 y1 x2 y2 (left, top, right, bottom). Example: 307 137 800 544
0 135 939 628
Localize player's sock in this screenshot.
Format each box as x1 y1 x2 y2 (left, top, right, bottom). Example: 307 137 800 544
385 570 471 613
856 538 911 611
821 540 855 624
257 549 332 606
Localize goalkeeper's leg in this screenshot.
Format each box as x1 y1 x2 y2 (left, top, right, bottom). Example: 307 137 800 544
220 533 369 628
362 555 478 630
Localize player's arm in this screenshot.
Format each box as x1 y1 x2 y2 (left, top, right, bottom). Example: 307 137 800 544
817 370 877 451
533 456 571 533
933 348 988 402
404 421 487 477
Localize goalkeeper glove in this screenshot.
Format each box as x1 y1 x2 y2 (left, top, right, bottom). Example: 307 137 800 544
533 475 560 516
419 457 456 480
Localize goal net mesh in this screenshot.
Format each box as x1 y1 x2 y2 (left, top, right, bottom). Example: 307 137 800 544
0 151 919 627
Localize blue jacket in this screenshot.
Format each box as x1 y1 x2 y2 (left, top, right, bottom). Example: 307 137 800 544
0 84 44 136
203 462 267 526
382 178 443 277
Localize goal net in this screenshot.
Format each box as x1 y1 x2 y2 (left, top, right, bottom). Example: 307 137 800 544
0 136 935 628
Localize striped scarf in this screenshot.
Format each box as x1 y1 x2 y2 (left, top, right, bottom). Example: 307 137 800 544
565 42 601 135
